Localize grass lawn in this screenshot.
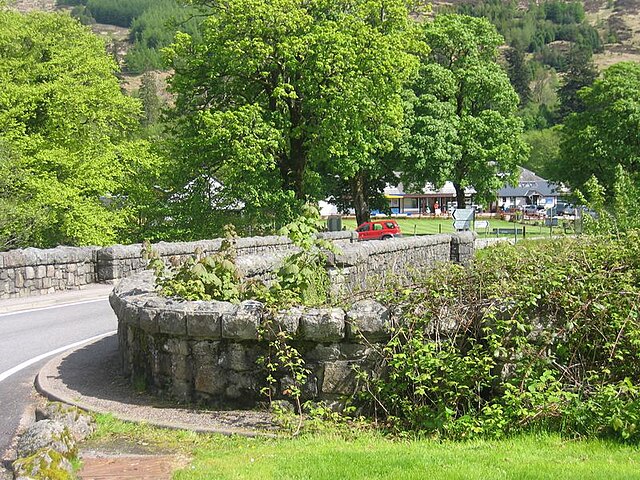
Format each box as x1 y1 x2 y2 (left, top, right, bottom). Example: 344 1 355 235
90 416 640 480
341 216 568 238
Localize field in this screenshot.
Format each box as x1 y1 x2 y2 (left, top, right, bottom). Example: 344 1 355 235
340 216 568 238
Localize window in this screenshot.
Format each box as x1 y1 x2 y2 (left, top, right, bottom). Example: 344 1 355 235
358 224 370 232
374 223 383 231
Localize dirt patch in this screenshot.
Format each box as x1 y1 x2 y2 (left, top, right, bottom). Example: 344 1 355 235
8 0 56 13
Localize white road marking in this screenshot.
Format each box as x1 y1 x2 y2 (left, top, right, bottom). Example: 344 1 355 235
0 297 107 318
0 330 117 383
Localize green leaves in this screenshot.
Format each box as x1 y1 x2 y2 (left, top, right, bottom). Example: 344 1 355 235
560 62 640 194
363 234 640 441
0 11 159 249
399 14 527 208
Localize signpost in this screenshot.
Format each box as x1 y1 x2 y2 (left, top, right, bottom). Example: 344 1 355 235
452 208 475 231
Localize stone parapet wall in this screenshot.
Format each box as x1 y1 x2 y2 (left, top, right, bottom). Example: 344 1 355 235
112 233 477 406
111 272 391 405
0 247 100 299
0 231 357 300
327 233 474 296
97 231 357 283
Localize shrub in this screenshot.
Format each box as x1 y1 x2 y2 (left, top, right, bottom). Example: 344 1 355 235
360 234 640 441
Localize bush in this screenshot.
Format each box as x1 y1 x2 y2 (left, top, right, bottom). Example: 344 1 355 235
360 234 640 441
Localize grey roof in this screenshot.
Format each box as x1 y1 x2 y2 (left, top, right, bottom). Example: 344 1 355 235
497 167 561 198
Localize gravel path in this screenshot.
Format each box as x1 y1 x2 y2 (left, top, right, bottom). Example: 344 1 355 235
37 335 279 438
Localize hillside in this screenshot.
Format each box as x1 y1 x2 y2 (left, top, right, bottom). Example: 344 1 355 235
8 0 640 75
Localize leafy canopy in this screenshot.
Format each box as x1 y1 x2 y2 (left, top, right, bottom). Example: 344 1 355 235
163 0 419 234
0 11 159 249
399 14 528 207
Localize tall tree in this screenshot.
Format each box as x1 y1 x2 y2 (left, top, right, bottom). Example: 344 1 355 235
560 61 640 193
400 14 527 208
164 0 419 229
505 46 531 106
557 46 598 120
0 11 159 248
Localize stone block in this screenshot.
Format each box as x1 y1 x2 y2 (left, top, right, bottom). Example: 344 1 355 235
307 344 341 362
299 308 345 342
195 364 227 395
226 371 259 400
171 354 192 382
157 305 190 335
138 308 159 333
346 299 391 342
25 266 35 280
264 306 302 339
164 338 190 356
186 301 236 339
222 300 262 340
321 361 358 395
121 301 140 327
36 265 46 278
220 343 257 371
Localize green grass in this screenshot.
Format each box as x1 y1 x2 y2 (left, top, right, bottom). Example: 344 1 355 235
176 432 640 480
89 415 640 480
341 216 568 237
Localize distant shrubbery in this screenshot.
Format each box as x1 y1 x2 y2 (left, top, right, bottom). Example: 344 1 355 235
450 0 601 59
362 234 640 441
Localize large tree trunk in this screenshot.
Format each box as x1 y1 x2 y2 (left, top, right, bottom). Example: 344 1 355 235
453 181 466 209
352 171 371 225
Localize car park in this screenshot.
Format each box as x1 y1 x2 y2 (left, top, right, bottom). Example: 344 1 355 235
356 220 402 241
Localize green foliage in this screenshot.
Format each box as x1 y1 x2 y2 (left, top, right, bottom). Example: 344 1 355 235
361 235 640 441
147 204 336 306
0 11 160 249
560 62 640 193
578 166 640 235
399 14 527 208
164 0 419 230
449 0 601 58
85 0 157 27
124 0 200 73
521 128 561 180
147 224 242 302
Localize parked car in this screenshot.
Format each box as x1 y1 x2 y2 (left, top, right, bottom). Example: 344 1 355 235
547 202 574 217
520 204 546 216
356 220 402 241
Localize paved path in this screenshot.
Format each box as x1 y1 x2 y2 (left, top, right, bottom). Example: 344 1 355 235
0 287 116 470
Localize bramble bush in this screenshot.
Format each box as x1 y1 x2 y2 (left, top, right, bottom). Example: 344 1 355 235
360 233 640 441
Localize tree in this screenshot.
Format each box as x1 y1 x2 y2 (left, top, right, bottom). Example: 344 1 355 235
560 62 640 193
164 0 419 229
557 46 598 120
400 14 528 208
0 11 159 248
505 46 531 106
521 127 561 180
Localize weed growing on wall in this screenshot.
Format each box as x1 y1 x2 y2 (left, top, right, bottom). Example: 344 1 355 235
143 204 337 306
359 233 640 441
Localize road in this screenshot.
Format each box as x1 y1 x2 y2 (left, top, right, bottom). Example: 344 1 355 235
0 295 117 466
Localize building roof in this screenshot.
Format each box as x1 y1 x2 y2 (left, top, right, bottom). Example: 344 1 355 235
497 167 562 198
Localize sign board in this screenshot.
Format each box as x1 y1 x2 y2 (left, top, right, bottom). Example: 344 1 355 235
475 220 489 229
452 208 474 231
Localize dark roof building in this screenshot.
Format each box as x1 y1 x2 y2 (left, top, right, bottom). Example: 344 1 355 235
496 167 566 210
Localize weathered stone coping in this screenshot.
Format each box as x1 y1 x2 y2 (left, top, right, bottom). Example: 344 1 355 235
110 271 390 344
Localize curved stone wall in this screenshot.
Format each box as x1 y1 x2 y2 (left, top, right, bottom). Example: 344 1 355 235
111 232 477 406
111 272 389 406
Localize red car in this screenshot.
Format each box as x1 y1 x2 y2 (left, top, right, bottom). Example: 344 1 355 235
356 220 402 241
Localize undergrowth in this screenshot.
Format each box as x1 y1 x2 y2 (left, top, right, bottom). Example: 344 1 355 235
358 232 640 442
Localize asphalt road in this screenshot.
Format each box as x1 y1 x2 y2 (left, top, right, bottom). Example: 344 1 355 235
0 297 117 464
